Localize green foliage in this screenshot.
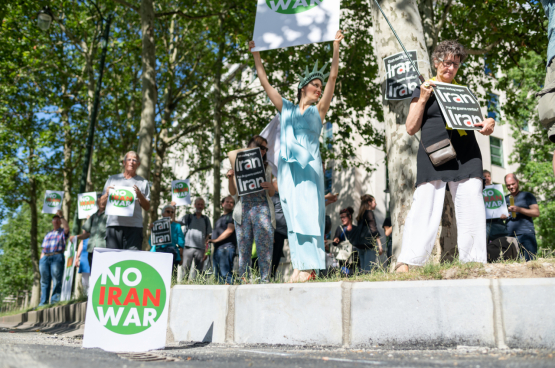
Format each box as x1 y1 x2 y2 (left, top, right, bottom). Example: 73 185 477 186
0 205 51 295
498 51 555 249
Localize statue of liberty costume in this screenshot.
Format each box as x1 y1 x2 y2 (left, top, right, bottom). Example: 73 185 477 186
274 62 329 270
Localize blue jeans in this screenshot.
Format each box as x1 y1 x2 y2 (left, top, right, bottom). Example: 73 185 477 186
515 232 538 261
39 253 64 306
358 248 378 272
214 245 235 284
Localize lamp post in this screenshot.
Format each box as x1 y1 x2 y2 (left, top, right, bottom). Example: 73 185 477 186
37 6 113 236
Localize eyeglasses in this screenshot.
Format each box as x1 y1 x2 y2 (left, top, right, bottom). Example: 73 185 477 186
438 58 461 69
125 158 139 163
340 215 349 219
165 210 174 214
309 81 322 90
260 146 268 152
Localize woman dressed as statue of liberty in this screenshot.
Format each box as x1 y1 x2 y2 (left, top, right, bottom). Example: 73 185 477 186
249 30 344 282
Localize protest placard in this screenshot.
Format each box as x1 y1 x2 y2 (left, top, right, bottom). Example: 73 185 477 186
61 237 78 301
105 186 136 217
251 0 341 52
434 82 484 130
42 190 64 214
83 248 172 352
171 179 191 206
228 148 266 196
383 50 420 100
151 218 172 247
483 184 509 220
78 192 98 219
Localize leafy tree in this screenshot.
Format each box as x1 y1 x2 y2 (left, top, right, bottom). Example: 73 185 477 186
498 51 555 250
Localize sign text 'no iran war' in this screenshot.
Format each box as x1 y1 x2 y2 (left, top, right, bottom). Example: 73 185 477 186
42 190 64 214
105 187 136 217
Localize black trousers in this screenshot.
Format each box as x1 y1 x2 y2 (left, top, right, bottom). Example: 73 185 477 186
271 231 288 279
106 226 143 250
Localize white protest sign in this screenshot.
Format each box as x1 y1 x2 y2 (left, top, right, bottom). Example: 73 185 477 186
83 249 173 352
42 190 64 214
383 50 420 100
61 237 78 301
483 184 509 220
78 192 98 219
105 186 136 217
171 179 191 206
434 82 484 130
251 0 341 52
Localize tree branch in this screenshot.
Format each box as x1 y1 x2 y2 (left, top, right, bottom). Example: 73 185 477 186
112 0 140 13
434 0 453 39
466 40 502 55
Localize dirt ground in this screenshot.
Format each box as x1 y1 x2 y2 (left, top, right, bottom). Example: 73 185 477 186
440 258 555 279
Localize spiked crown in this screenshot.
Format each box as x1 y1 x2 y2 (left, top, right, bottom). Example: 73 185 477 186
298 61 330 90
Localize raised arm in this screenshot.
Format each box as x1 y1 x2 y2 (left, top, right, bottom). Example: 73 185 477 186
249 41 283 112
317 30 344 123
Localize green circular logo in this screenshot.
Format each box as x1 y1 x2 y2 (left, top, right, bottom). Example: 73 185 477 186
46 193 62 207
266 0 323 14
109 189 134 208
80 195 96 211
92 260 166 335
483 188 504 210
173 182 189 199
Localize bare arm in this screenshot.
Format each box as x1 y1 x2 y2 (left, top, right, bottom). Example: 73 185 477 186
56 210 70 235
384 225 392 237
227 169 237 196
134 185 150 211
249 41 283 112
406 81 435 135
509 203 540 218
209 224 235 243
317 30 343 123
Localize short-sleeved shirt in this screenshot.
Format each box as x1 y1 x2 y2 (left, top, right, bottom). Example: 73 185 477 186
41 227 67 253
412 86 484 187
212 213 236 250
102 173 151 228
83 211 107 252
505 191 537 235
334 225 358 243
180 214 212 249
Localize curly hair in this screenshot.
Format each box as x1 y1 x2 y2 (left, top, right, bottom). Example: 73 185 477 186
431 40 467 64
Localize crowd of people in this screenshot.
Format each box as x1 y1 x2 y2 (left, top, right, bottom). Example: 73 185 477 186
37 28 551 304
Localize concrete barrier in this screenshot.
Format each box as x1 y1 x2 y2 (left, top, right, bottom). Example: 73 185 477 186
0 302 87 329
167 278 555 349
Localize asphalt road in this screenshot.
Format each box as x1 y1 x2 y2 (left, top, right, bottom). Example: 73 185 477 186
1 330 554 368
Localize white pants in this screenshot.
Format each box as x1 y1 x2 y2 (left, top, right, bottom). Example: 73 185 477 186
398 178 487 266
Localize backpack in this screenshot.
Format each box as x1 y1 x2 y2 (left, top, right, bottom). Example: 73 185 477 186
487 236 519 263
183 213 210 234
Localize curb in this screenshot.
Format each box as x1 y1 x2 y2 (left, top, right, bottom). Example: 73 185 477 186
168 278 555 349
0 302 87 330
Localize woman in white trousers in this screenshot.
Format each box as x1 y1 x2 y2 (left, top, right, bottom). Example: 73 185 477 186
396 40 496 272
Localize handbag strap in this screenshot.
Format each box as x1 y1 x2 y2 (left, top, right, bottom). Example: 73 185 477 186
416 129 452 151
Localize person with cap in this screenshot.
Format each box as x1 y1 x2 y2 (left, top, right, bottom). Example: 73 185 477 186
39 209 69 306
248 30 344 282
149 203 185 274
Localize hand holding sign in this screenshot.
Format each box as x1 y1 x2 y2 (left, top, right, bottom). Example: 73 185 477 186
474 117 496 136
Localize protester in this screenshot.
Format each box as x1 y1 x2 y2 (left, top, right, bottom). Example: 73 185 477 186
483 170 508 241
179 197 212 279
333 207 358 275
149 204 184 273
101 151 150 250
397 40 496 272
270 179 287 279
538 0 555 143
39 209 69 306
71 194 107 270
504 173 540 261
208 196 237 284
249 30 344 282
75 237 91 295
228 135 275 283
355 194 383 272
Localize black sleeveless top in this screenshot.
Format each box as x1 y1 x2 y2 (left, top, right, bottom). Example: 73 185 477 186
413 86 484 187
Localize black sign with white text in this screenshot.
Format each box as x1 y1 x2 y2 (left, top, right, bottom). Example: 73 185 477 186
383 50 420 100
434 82 484 130
234 148 266 197
151 217 172 247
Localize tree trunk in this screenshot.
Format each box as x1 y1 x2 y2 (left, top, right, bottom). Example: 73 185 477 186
212 24 225 224
61 105 72 221
150 139 167 225
137 0 157 249
371 0 431 267
28 148 41 308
